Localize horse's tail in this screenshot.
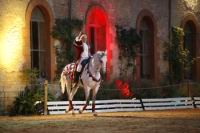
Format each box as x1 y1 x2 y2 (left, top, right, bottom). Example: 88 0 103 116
60 72 66 94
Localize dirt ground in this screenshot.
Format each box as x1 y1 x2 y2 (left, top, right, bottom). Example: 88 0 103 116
0 109 200 133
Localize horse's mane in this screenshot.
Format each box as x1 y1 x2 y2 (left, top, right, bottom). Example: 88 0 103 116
94 51 106 58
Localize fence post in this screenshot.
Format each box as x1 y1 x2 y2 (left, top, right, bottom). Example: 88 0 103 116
139 98 145 111
191 97 196 108
44 80 48 115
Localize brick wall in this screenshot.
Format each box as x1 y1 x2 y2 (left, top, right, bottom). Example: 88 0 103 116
0 0 30 113
0 0 200 113
171 0 200 26
0 0 56 113
62 0 200 82
66 0 169 80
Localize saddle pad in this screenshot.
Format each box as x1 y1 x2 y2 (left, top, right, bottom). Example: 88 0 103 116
63 63 77 81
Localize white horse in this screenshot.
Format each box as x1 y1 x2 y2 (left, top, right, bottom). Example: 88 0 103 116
60 51 107 115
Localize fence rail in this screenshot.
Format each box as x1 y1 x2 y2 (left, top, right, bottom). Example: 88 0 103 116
194 97 200 108
1 81 200 115
47 97 200 115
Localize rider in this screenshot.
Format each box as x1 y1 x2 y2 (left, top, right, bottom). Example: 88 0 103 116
73 32 90 84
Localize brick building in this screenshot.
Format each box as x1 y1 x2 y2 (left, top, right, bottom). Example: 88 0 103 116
0 0 200 112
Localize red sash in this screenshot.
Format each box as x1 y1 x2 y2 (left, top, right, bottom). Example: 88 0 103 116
74 40 83 60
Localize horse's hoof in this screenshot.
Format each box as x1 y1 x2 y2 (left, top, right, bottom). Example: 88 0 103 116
67 110 75 115
93 112 98 117
79 110 83 114
72 111 75 115
65 110 70 114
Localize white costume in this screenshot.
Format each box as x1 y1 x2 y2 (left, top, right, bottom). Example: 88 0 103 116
75 36 90 72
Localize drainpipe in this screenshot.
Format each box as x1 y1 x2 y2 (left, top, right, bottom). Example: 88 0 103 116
168 0 172 84
68 0 72 20
168 0 171 41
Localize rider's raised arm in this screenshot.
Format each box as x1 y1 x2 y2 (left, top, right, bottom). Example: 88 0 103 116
73 32 83 47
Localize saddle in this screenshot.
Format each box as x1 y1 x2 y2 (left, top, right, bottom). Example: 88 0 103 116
63 57 90 82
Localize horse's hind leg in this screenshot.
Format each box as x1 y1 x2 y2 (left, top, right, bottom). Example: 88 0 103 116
65 100 75 115
70 85 79 101
68 100 74 111
67 85 79 113
65 84 75 115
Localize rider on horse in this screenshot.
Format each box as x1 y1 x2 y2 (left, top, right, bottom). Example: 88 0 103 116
73 32 90 84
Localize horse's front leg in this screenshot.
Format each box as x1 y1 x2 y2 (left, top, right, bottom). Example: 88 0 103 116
79 87 90 114
92 85 100 116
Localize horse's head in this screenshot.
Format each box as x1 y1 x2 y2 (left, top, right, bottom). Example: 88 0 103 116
92 51 107 73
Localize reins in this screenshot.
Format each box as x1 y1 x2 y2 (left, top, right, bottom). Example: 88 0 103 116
87 58 101 82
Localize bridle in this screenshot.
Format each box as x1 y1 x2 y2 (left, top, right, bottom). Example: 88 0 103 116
87 59 101 82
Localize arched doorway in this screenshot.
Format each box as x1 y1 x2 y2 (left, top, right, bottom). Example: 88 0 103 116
136 10 158 85
183 21 196 80
85 6 111 78
26 0 55 81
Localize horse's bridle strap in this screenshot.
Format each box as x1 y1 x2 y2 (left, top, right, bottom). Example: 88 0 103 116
87 63 101 82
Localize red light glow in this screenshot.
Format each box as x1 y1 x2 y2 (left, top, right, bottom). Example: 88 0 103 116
115 80 133 98
85 6 115 80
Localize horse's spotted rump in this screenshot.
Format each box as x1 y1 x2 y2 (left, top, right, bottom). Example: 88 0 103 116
63 63 77 81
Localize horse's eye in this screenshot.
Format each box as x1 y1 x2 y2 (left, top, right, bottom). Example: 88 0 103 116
100 60 103 63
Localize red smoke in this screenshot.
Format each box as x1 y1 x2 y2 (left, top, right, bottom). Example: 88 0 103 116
115 80 133 98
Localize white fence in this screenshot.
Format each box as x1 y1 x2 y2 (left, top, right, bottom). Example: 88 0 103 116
194 97 200 108
47 97 200 115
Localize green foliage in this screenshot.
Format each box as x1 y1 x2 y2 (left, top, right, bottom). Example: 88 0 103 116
116 25 141 79
23 68 39 84
134 86 181 98
70 81 121 100
96 81 121 100
189 83 200 97
51 18 83 79
116 25 141 59
10 69 55 115
52 18 83 44
10 85 55 116
164 26 194 83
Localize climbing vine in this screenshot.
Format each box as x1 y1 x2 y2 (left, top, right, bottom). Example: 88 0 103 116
51 18 83 79
164 26 194 83
116 25 141 80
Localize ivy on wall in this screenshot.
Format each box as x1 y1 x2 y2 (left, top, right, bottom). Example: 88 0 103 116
164 26 194 83
51 18 83 79
116 25 141 80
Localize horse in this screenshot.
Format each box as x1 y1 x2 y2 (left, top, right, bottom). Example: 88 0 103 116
60 51 107 116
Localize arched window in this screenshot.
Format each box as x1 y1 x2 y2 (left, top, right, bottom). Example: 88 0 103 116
136 9 159 85
26 0 55 81
86 6 107 54
139 17 154 80
30 7 46 77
